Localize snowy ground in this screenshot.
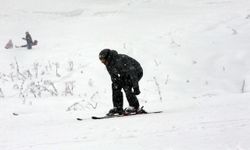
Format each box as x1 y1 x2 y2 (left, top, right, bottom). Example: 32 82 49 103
1 0 250 149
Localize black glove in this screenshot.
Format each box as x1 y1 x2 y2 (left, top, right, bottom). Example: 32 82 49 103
133 86 141 95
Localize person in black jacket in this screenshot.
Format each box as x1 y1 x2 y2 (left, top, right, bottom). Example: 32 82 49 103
99 49 144 116
22 32 33 49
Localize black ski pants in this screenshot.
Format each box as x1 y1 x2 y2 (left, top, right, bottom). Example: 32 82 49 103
112 72 143 110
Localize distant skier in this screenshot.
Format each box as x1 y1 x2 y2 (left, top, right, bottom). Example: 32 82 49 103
22 31 34 49
16 32 38 49
99 49 145 116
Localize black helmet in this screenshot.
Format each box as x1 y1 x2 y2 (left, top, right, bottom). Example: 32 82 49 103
99 49 111 60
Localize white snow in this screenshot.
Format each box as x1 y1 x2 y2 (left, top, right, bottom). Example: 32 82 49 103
1 0 250 149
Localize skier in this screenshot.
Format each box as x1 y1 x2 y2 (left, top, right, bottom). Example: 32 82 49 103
99 49 145 116
22 31 33 49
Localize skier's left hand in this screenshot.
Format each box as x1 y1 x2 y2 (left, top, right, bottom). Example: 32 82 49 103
133 86 141 95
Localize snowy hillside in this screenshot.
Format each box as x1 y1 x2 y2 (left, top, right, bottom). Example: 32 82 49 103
0 0 250 150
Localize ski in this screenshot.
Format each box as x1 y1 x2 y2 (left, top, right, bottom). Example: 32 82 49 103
91 111 163 120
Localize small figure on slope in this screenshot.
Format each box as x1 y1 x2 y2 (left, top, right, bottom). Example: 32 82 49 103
4 39 13 49
23 31 33 49
16 31 38 49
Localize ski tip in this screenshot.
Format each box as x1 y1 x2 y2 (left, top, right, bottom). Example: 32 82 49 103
152 111 163 113
76 118 83 121
91 116 102 119
12 113 19 116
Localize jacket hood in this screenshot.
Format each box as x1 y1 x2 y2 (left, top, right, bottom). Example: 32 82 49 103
106 50 118 65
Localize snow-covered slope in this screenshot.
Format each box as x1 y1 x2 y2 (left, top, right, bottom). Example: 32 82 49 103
0 0 250 149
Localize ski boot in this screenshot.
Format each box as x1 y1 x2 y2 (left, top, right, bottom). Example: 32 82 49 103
124 106 147 115
124 106 138 115
106 107 124 116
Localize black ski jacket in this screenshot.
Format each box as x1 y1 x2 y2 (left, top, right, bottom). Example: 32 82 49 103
105 50 143 89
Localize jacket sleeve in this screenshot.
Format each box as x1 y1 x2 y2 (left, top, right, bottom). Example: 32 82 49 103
107 67 120 83
126 56 142 88
127 66 139 88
